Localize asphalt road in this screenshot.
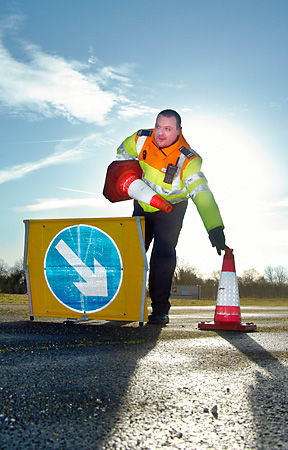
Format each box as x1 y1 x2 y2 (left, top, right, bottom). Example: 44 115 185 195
0 304 288 449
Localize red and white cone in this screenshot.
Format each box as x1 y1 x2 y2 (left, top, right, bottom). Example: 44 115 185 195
198 248 257 331
103 160 172 213
119 172 172 213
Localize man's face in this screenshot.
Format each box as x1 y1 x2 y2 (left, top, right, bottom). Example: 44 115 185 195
154 115 181 148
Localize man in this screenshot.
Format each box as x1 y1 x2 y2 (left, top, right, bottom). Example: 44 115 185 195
116 109 226 324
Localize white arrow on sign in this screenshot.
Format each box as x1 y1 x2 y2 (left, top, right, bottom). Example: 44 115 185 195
55 239 108 297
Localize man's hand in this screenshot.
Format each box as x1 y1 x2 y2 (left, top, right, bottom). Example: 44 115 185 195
208 226 226 255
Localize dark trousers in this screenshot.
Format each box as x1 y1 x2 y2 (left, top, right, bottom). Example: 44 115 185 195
133 200 188 315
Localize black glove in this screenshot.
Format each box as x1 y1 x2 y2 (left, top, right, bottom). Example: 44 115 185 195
209 226 226 255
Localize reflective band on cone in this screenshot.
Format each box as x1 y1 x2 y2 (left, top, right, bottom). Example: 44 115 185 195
214 270 241 323
119 173 139 195
198 248 257 332
120 174 172 213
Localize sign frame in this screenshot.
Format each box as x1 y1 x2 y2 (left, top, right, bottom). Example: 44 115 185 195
23 217 148 325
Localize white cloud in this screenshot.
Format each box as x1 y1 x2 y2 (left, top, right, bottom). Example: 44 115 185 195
0 39 116 124
98 66 133 87
0 148 84 184
14 197 103 211
0 13 24 34
58 187 98 195
118 104 158 119
157 82 186 89
0 133 114 184
0 16 160 125
13 195 133 212
0 17 140 125
275 197 288 208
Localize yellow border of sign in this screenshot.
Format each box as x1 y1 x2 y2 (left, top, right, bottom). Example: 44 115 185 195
23 217 148 325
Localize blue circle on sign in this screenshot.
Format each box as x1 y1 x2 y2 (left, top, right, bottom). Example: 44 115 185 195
44 225 123 313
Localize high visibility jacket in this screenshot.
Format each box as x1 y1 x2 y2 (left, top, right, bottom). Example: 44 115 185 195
117 129 224 232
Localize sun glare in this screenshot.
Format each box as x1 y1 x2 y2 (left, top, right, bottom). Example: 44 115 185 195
176 115 284 276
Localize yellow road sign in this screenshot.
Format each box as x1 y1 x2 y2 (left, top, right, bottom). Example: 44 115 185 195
24 217 147 325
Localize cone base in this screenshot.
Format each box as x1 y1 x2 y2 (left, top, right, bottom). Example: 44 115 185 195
103 160 143 202
198 321 257 332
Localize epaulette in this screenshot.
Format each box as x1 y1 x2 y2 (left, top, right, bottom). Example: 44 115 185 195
179 146 199 158
137 129 153 137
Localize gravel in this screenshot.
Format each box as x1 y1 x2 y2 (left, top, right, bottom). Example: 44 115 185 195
0 307 288 449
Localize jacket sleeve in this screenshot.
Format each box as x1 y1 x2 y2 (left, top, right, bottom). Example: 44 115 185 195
116 131 138 160
183 157 224 232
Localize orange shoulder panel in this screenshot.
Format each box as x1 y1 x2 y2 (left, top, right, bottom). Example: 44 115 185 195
137 131 200 172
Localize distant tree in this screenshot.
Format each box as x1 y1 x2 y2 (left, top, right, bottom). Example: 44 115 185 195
264 265 288 284
173 258 202 285
201 277 218 299
211 270 221 283
238 269 266 297
264 266 274 284
0 258 27 294
263 265 288 297
0 258 8 276
0 259 8 292
240 269 263 284
8 258 26 294
0 258 9 293
273 266 288 285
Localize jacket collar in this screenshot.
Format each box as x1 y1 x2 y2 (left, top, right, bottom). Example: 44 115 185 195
152 131 187 156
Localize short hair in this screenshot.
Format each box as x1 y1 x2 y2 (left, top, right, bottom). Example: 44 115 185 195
157 109 181 129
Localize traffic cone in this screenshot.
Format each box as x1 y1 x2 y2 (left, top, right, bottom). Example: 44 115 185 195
198 248 257 331
103 160 172 213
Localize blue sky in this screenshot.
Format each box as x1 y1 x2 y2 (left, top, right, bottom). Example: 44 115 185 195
0 0 287 277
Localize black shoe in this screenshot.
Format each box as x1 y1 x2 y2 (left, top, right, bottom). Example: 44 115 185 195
147 313 169 324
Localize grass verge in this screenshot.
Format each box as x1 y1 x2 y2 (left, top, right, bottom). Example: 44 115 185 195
1 294 287 307
0 294 29 304
169 298 288 307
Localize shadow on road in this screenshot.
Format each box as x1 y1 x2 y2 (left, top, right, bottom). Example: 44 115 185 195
0 320 162 449
217 331 288 448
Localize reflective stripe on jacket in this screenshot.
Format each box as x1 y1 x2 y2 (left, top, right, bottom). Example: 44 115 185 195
116 129 224 232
